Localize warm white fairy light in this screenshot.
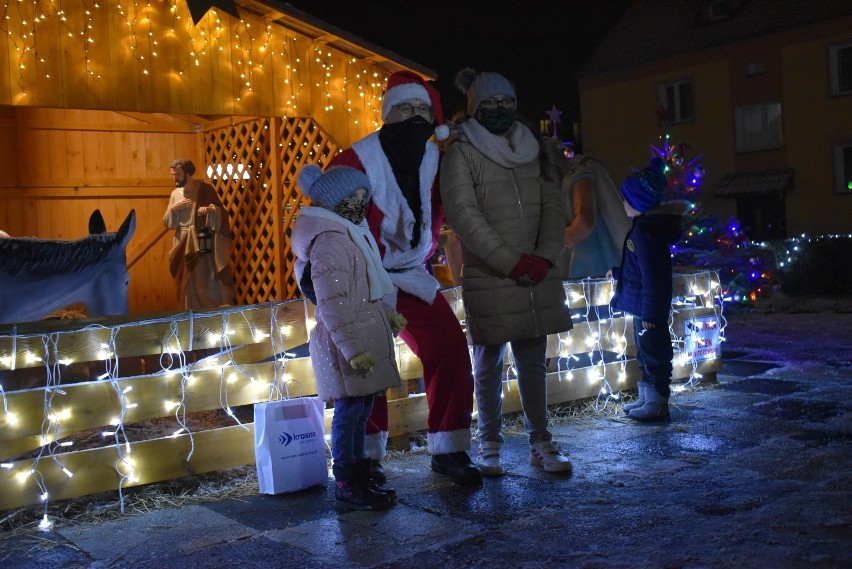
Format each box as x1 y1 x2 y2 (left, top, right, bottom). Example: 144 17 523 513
0 273 722 515
3 0 390 120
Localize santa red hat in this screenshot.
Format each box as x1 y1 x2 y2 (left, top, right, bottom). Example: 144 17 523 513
382 71 449 141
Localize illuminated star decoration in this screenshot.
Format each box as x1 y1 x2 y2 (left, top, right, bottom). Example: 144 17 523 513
185 0 239 25
546 104 562 138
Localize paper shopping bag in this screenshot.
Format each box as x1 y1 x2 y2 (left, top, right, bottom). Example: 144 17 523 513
254 397 328 494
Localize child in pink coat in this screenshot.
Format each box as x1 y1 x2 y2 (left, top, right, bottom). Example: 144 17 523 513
292 164 407 511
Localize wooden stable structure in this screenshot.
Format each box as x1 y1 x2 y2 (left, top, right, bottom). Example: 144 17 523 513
0 0 435 313
0 273 723 511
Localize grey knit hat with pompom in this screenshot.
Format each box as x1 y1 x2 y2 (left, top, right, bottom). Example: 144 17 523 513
455 68 517 115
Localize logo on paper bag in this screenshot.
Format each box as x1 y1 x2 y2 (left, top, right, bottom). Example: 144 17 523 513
278 430 317 447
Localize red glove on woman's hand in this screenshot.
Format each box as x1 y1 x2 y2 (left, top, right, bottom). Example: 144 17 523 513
526 255 553 283
508 255 532 280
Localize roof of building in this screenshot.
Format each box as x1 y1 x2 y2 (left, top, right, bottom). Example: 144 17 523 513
241 0 437 79
577 0 852 78
714 168 794 197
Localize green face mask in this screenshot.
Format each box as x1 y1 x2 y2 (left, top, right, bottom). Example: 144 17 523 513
477 107 516 135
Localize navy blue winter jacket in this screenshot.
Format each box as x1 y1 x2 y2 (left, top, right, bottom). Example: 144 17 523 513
611 203 686 323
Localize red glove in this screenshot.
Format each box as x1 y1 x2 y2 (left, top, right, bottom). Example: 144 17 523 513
526 255 552 283
508 255 531 279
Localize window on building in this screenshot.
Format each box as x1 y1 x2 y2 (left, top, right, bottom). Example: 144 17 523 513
657 79 694 123
835 143 852 194
829 43 852 96
734 102 782 152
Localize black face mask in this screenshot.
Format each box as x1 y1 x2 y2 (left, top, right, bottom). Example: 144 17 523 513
379 116 433 249
381 115 434 144
477 107 516 135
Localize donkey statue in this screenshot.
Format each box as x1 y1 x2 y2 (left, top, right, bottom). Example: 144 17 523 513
0 210 136 325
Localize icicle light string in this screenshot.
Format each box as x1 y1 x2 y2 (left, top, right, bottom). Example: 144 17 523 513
2 0 391 121
215 311 251 430
269 303 296 401
30 333 67 530
678 274 702 390
557 282 581 380
0 284 726 509
0 302 301 517
585 279 615 411
103 326 135 513
0 382 8 416
159 317 196 460
270 302 311 402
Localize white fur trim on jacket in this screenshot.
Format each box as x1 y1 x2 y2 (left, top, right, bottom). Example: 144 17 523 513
352 133 440 304
364 431 388 461
427 428 472 455
382 83 431 120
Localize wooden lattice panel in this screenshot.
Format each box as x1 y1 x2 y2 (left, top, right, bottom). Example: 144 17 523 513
204 117 340 304
277 117 340 299
204 118 276 304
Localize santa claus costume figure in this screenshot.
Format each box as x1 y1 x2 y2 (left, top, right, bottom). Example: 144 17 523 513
329 71 481 485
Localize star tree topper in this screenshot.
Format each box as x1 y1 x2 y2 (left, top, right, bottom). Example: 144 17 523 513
185 0 239 25
546 104 562 138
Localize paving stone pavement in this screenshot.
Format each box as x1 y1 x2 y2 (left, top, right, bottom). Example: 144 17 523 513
1 313 851 568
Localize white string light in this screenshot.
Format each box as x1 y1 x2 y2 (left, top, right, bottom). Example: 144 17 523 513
0 272 723 517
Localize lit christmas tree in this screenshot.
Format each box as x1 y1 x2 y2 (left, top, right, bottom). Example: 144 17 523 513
650 135 776 305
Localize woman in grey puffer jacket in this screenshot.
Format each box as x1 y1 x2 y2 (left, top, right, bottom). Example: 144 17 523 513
440 68 574 477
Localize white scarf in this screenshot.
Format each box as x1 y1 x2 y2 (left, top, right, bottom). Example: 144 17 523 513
351 133 441 304
460 119 540 168
300 206 394 302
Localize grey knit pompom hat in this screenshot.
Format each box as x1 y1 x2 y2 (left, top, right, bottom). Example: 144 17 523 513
455 68 517 115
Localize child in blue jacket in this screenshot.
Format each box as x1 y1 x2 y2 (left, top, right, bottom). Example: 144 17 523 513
609 158 688 422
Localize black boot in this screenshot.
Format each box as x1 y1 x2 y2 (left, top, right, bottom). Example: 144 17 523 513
431 451 483 485
357 459 396 500
332 464 393 511
367 458 386 486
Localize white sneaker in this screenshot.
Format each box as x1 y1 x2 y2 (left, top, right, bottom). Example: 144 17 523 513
529 440 572 473
477 441 505 477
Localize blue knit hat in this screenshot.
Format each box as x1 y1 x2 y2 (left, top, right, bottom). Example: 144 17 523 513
621 157 667 213
297 165 371 210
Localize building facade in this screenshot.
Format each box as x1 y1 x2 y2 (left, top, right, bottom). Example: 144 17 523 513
577 0 852 239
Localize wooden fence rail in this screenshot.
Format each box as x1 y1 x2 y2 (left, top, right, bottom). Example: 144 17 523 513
0 272 723 510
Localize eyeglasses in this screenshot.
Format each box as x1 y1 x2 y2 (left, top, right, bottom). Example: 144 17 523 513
479 97 516 110
393 103 434 119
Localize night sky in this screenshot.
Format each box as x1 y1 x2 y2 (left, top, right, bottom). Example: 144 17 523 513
284 0 633 141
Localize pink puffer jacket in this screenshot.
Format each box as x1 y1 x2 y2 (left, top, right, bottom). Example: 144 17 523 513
291 212 401 401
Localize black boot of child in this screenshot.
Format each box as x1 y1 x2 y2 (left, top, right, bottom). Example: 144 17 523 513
357 458 397 500
333 464 393 511
367 458 387 486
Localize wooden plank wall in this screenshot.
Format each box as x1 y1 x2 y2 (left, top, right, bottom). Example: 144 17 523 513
0 106 346 316
0 106 203 314
0 0 396 151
